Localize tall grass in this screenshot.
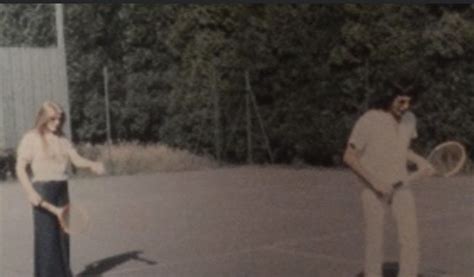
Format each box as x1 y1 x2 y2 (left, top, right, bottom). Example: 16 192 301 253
75 142 219 176
463 158 473 175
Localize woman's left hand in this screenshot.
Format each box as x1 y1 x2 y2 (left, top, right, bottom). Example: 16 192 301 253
91 162 106 175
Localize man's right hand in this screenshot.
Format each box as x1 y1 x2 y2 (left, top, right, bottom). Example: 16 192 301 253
370 181 398 204
419 162 436 177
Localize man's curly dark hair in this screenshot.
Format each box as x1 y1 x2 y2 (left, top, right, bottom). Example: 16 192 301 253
370 74 421 110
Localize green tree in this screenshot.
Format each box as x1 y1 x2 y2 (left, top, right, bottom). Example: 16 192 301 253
2 4 472 165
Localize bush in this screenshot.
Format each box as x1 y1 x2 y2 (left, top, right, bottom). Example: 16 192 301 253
75 142 219 176
0 149 16 181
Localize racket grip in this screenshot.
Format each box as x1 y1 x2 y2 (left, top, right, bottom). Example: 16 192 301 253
39 200 62 217
405 170 425 184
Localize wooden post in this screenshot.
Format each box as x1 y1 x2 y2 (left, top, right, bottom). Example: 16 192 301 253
103 66 112 161
55 4 72 138
212 67 222 164
55 4 65 50
246 71 274 163
245 71 253 164
362 59 371 111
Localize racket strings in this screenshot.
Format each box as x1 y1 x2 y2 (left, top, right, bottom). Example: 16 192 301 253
428 143 466 177
60 205 89 234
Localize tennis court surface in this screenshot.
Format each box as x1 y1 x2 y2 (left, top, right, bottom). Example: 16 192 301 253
1 166 473 276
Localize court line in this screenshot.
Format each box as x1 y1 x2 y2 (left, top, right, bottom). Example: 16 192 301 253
267 229 362 249
104 229 363 275
268 247 362 265
102 219 473 276
418 208 474 223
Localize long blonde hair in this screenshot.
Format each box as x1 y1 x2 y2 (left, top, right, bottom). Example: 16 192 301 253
34 101 67 159
34 101 65 137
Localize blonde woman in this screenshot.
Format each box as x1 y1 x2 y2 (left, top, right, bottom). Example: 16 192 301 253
16 101 105 277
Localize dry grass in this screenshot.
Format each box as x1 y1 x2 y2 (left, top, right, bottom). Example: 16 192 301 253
75 142 219 176
462 158 474 175
71 142 473 177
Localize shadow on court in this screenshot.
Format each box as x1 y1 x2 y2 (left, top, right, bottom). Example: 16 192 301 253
76 250 156 276
355 262 437 277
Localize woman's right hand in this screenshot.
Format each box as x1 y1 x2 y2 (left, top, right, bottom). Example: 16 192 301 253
36 199 62 217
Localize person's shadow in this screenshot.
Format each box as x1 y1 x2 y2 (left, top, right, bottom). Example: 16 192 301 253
356 262 425 277
76 250 157 276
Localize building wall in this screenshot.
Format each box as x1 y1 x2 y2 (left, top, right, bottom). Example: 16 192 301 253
0 47 70 150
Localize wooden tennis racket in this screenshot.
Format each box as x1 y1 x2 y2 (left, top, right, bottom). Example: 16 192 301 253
426 141 467 177
406 140 467 184
39 201 90 235
389 141 467 204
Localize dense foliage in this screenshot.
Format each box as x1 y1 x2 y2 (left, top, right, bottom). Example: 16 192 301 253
1 4 473 165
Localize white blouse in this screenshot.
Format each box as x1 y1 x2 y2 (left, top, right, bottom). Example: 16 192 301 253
17 130 78 182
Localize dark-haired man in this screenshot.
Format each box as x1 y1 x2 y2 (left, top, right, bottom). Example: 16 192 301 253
343 88 434 277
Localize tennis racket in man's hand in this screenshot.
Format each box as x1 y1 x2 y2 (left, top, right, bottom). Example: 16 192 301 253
427 141 466 177
39 201 90 235
408 140 467 183
388 141 466 204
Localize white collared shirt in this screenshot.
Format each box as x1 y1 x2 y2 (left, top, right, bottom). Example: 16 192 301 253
348 109 417 190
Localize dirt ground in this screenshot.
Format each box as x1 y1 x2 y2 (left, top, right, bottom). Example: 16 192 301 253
1 166 473 276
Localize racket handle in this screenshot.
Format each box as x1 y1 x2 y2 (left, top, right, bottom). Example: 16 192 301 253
405 169 427 185
38 200 62 217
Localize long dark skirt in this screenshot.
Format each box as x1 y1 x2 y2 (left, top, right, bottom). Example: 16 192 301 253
33 181 72 277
